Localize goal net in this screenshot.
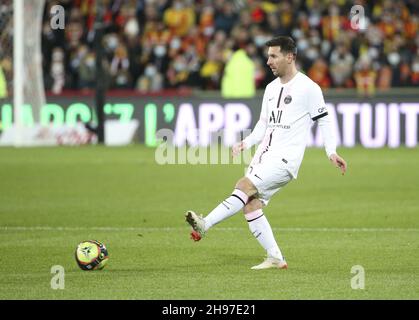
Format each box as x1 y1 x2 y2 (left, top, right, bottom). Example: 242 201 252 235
0 0 139 146
0 0 46 145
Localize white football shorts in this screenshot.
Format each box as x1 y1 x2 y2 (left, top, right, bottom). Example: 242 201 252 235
245 159 293 206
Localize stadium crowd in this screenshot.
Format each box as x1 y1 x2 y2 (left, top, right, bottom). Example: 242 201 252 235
38 0 419 94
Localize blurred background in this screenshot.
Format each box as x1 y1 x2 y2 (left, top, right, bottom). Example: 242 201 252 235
39 0 419 93
0 0 418 146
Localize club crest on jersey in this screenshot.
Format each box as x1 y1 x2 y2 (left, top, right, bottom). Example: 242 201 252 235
284 95 292 104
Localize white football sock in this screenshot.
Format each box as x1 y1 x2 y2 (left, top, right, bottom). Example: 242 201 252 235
204 189 248 231
245 209 284 261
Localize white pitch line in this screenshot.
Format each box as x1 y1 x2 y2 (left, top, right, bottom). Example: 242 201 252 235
0 226 418 232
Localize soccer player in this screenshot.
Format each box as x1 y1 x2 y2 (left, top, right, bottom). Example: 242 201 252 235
186 36 347 270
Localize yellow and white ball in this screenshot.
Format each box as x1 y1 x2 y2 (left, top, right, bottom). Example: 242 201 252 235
75 240 109 270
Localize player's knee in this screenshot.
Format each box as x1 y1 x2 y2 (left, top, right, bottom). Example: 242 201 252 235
243 197 263 214
235 177 257 197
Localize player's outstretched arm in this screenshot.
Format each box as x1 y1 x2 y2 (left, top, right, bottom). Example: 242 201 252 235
232 141 246 157
329 153 347 175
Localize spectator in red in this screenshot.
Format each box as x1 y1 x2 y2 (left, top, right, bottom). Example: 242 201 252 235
308 58 331 89
354 57 377 97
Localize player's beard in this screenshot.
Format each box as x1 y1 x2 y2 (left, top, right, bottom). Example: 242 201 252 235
272 67 283 78
273 63 289 78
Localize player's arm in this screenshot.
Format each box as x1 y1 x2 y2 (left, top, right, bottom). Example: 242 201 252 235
232 91 268 157
309 84 347 175
317 115 347 175
329 152 347 175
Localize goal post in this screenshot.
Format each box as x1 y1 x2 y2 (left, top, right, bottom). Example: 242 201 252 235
0 0 46 146
0 0 136 146
13 0 24 145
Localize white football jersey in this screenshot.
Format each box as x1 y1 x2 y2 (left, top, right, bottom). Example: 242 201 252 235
243 72 336 178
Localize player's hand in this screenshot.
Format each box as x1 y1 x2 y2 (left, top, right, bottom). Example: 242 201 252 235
232 141 245 157
329 153 347 175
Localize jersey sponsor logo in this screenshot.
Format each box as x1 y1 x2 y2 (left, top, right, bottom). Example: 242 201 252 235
269 110 283 124
268 114 290 129
284 95 292 104
268 124 291 129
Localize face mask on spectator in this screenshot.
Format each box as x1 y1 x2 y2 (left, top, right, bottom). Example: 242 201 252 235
125 18 139 37
116 74 128 85
297 39 309 52
308 14 321 27
145 65 157 77
368 47 379 60
203 26 214 37
171 38 181 50
254 35 267 48
292 29 303 40
387 52 400 66
85 57 95 68
174 61 186 72
107 36 119 50
154 45 167 57
306 47 319 60
321 40 331 56
310 36 321 46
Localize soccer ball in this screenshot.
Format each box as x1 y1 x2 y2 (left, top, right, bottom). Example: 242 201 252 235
75 240 109 271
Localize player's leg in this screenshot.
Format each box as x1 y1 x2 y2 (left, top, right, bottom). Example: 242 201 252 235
244 197 287 270
245 163 293 269
186 177 257 241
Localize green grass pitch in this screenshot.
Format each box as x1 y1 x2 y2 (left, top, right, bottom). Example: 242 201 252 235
0 146 418 299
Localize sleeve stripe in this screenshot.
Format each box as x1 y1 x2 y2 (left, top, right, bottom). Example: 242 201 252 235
312 112 328 121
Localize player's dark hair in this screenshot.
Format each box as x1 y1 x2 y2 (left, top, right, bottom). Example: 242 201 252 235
265 36 297 56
